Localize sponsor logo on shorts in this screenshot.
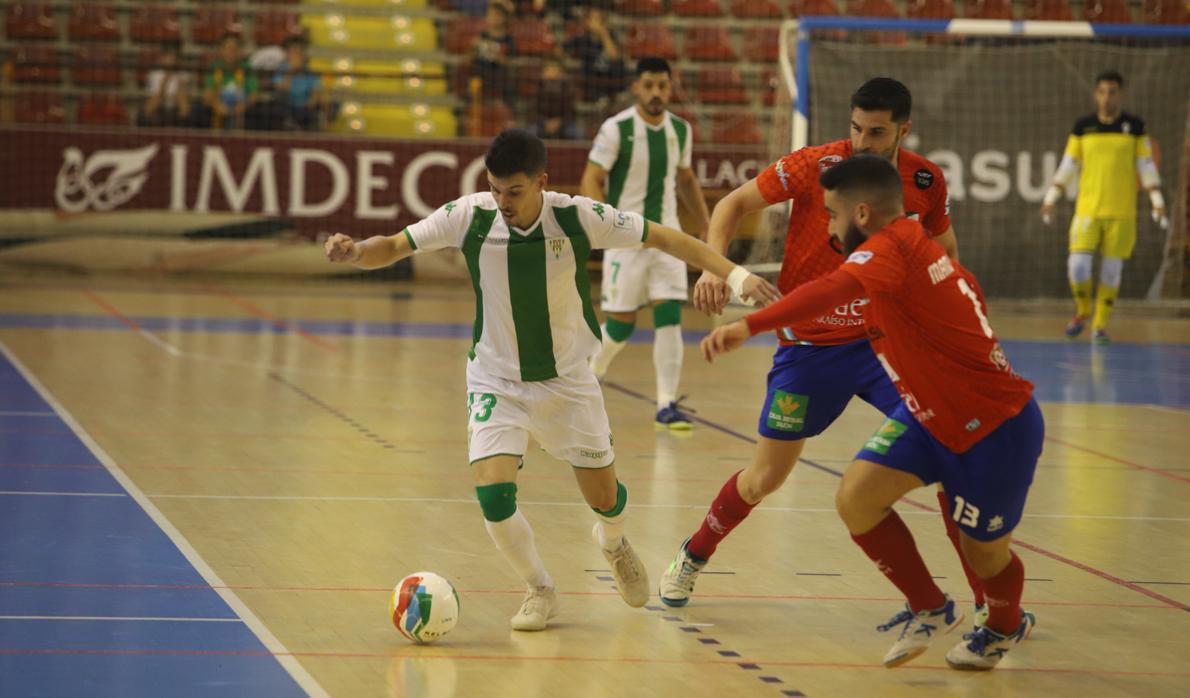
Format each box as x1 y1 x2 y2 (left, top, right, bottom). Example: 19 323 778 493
766 390 809 432
579 448 609 460
864 418 908 455
965 418 982 432
987 515 1004 533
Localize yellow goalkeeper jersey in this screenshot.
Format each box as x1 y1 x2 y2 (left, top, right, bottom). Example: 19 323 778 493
1064 112 1151 219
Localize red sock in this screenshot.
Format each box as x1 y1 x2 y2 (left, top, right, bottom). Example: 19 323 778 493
851 511 946 613
937 490 986 607
982 551 1025 635
687 471 756 561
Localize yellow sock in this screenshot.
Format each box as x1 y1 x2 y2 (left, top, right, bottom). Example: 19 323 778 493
1071 280 1093 318
1093 284 1119 331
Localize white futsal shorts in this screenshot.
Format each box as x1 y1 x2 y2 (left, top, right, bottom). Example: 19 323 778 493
600 246 688 313
465 360 615 469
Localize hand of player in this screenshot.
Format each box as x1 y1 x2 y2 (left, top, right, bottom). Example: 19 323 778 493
1152 205 1168 230
1040 203 1055 226
693 270 731 315
324 233 359 263
701 320 750 363
740 274 781 308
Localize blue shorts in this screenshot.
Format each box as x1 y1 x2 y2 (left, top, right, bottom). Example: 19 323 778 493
757 340 903 440
857 398 1045 541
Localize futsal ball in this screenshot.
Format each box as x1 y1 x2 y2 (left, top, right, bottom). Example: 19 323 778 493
390 572 460 644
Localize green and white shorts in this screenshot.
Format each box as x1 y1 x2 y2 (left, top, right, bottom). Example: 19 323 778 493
465 360 615 469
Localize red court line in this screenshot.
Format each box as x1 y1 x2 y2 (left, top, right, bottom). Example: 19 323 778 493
0 581 1173 611
0 648 1185 679
1044 435 1190 484
81 290 143 332
196 283 337 352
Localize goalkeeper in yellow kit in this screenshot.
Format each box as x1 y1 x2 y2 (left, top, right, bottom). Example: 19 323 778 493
1041 69 1167 345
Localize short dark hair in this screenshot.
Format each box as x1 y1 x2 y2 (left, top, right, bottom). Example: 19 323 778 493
636 57 671 78
820 155 904 212
850 77 912 123
485 129 548 178
1095 69 1124 88
219 31 241 46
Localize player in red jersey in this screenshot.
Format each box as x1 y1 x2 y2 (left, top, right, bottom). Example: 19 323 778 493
658 79 986 625
703 155 1044 671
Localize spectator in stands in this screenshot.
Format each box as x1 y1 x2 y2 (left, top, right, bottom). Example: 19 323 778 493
201 32 259 130
471 1 517 106
563 2 626 104
139 41 192 128
272 36 325 130
530 57 578 140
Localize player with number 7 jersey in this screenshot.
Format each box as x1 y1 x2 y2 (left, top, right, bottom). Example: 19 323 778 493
703 155 1043 671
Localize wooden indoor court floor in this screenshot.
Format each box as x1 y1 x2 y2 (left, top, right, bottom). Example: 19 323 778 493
1 274 1188 697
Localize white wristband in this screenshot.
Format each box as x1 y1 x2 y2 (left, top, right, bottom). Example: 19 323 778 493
726 265 755 306
1149 189 1165 211
1042 186 1062 207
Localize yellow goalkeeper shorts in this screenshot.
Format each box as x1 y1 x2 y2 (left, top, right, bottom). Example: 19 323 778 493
1068 216 1137 259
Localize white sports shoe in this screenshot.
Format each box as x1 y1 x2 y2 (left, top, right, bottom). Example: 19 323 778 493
510 586 558 631
658 538 706 608
946 610 1036 670
593 524 650 608
878 595 965 668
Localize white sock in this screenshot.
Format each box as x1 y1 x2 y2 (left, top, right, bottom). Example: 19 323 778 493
485 510 553 589
653 324 683 408
594 508 628 551
591 325 628 378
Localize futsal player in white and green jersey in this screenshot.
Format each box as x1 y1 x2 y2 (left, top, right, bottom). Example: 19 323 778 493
326 130 778 631
581 57 711 429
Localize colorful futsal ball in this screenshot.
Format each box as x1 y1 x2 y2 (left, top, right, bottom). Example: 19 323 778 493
390 572 460 644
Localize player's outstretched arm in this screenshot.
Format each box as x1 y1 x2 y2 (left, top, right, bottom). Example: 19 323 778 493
695 178 771 314
644 223 780 308
325 232 414 270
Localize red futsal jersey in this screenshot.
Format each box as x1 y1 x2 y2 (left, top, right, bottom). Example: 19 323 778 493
838 218 1034 453
755 140 951 345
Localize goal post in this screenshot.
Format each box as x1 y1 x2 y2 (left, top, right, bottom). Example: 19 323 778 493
757 17 1190 301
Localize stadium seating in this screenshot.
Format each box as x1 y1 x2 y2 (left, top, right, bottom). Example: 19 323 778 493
730 0 784 18
6 2 57 41
743 26 781 63
130 5 182 44
442 15 485 54
79 93 128 126
254 11 304 47
674 0 726 17
1025 0 1074 20
625 25 678 61
684 27 737 62
711 111 763 145
1141 0 1189 23
698 67 748 104
11 45 60 84
191 9 242 45
1082 0 1132 22
967 0 1016 18
72 46 123 87
616 0 666 17
510 19 557 58
13 91 65 124
907 0 957 18
68 3 120 42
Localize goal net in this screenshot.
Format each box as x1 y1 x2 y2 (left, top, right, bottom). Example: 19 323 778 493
760 17 1190 301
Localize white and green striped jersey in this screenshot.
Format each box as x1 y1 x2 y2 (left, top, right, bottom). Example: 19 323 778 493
405 191 649 382
588 107 693 229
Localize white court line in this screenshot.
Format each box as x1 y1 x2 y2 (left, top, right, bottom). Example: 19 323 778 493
0 342 329 698
0 491 126 498
144 493 1190 522
0 411 57 417
0 615 243 623
1144 405 1189 415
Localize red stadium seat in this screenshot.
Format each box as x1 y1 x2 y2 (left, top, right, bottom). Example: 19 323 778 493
13 91 65 124
68 3 120 42
467 100 514 137
510 19 557 57
684 26 737 62
253 10 302 47
673 0 725 17
130 6 181 44
73 46 123 86
760 68 779 106
625 25 678 61
1142 0 1188 23
6 2 58 41
79 93 129 126
698 67 748 104
191 8 242 45
742 26 780 63
967 0 1015 19
906 0 956 18
443 16 485 54
671 110 702 143
12 45 61 84
1083 0 1132 22
789 0 840 16
616 0 665 16
711 111 762 145
849 0 907 44
1025 0 1074 20
731 0 784 17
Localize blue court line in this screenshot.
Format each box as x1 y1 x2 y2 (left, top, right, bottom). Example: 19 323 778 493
0 349 313 697
2 312 1187 408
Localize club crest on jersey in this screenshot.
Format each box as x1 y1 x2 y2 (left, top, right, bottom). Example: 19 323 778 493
989 343 1010 372
549 239 566 259
818 154 843 172
846 250 874 265
914 168 934 189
